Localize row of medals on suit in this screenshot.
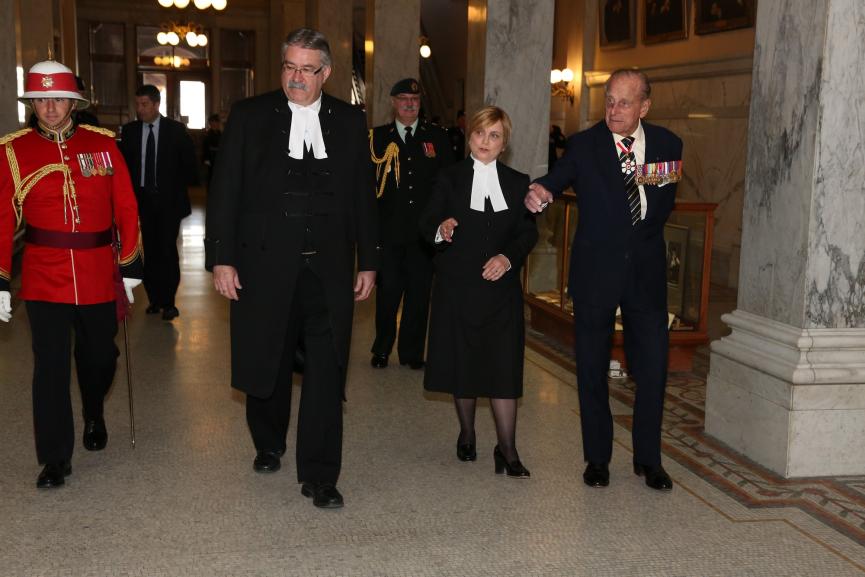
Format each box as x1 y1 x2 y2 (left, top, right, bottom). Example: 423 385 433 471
76 151 115 177
634 160 682 186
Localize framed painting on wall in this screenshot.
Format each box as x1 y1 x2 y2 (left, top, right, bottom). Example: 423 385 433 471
643 0 689 44
664 223 689 317
599 0 636 50
695 0 756 35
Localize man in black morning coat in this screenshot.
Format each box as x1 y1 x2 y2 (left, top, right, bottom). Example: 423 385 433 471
120 84 198 321
369 78 454 370
525 69 683 492
205 28 378 509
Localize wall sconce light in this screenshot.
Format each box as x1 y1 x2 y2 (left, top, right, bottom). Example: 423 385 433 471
419 36 431 59
550 68 575 105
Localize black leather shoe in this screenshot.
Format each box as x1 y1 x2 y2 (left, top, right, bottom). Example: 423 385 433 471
82 418 108 451
145 304 161 314
634 462 673 491
493 445 530 478
401 360 425 370
301 482 344 509
370 353 388 368
583 462 610 487
162 306 180 321
37 462 71 489
252 451 281 473
456 441 477 462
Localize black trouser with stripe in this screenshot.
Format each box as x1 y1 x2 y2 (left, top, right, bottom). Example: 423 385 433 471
26 301 118 465
246 266 343 485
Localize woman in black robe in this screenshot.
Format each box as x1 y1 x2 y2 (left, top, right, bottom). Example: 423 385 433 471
420 106 538 477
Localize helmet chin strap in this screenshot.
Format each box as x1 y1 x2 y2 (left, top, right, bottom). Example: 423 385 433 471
38 114 74 141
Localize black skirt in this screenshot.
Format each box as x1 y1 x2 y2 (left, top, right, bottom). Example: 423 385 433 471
423 272 525 399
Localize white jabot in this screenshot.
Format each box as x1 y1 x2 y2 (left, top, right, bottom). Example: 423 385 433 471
287 95 327 160
470 156 508 213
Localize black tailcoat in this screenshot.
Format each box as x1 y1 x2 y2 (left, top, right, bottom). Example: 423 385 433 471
535 120 683 466
205 90 379 398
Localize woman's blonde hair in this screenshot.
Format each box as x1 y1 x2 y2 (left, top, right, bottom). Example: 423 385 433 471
468 105 512 148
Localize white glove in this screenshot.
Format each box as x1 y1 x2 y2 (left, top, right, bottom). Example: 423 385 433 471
0 291 11 322
123 278 142 304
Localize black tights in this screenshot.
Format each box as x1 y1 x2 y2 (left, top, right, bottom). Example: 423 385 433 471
454 397 520 462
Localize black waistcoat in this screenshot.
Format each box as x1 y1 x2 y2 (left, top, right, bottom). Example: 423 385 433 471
280 146 335 256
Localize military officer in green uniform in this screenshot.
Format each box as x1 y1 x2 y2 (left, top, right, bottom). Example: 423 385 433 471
369 78 454 369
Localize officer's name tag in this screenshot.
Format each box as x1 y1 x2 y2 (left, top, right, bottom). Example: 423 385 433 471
77 152 115 177
635 160 682 187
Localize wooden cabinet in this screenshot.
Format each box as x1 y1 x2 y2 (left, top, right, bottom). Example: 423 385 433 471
523 198 716 371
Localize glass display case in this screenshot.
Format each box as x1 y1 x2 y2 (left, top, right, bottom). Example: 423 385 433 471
523 199 716 371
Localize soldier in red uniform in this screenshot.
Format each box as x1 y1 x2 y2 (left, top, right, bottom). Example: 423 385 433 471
0 59 143 489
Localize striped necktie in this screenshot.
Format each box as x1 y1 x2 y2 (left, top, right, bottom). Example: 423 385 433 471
618 135 640 226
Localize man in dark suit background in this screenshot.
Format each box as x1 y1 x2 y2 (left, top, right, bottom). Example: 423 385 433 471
206 28 378 509
369 78 453 370
120 85 198 321
525 69 682 492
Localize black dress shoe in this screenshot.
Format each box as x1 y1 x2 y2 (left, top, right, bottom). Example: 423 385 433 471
370 353 388 368
493 445 530 478
401 360 425 370
37 462 71 489
301 482 344 509
252 451 281 473
162 306 180 321
634 462 673 491
82 418 108 451
456 442 477 462
583 462 610 487
145 304 161 314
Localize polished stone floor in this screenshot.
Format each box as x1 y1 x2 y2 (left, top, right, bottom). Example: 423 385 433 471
1 199 864 576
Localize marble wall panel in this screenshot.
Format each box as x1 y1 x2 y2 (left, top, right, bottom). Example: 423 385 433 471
805 0 865 329
314 0 353 103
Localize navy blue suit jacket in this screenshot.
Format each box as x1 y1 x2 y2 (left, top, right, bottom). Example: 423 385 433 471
536 120 683 310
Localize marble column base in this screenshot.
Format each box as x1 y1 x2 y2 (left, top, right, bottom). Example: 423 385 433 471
706 310 865 477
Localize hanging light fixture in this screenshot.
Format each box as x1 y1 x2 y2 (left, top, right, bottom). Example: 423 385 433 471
418 35 431 59
157 0 227 9
157 22 207 49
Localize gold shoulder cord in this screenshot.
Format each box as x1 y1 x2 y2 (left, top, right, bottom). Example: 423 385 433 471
368 129 400 198
5 142 79 228
79 124 116 138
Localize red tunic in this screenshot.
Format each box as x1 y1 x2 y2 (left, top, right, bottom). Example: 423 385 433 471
0 125 143 304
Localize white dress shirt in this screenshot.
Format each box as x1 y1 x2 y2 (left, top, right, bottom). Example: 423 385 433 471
395 119 419 143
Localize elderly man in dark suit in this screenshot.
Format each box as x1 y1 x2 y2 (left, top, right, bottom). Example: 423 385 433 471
119 85 198 321
525 69 683 492
206 28 378 509
369 78 454 370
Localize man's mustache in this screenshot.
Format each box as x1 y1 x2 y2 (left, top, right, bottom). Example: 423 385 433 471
288 80 307 90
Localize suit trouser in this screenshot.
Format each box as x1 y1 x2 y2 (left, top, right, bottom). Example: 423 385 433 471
372 241 433 363
572 279 669 467
246 266 343 484
138 193 182 308
26 301 118 464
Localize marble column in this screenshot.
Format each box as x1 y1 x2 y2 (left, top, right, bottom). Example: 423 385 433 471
465 0 553 178
19 0 55 72
705 0 865 477
270 0 308 89
365 0 420 127
0 0 18 134
310 0 353 103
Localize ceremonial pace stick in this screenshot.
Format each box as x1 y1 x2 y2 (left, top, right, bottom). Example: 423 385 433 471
122 316 136 448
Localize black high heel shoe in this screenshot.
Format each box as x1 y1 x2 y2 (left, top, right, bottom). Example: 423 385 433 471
456 441 477 461
493 445 530 478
